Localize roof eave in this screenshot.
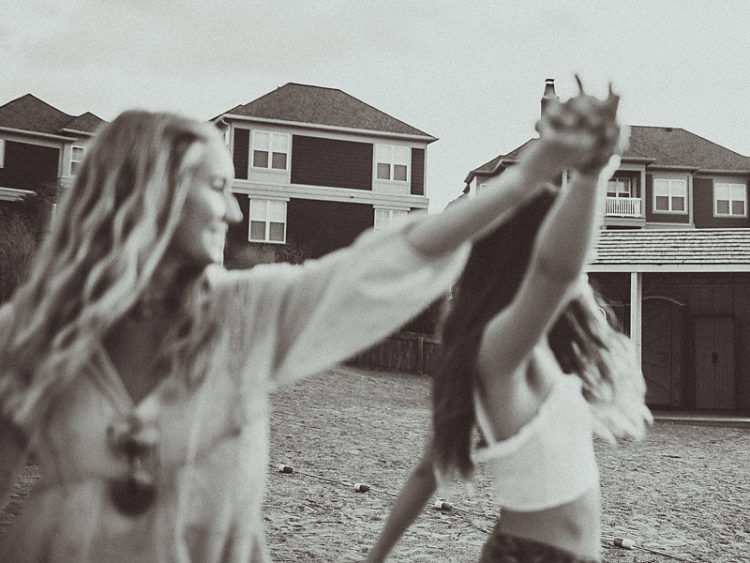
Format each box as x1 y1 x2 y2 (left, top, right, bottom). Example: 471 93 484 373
0 186 37 201
0 126 77 142
621 156 656 164
220 113 437 143
588 263 750 273
644 164 699 172
694 168 750 175
465 157 515 184
59 127 98 137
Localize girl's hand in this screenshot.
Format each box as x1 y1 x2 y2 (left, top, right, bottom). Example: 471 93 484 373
534 76 627 175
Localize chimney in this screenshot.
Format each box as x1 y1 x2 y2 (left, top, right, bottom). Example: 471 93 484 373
541 78 558 117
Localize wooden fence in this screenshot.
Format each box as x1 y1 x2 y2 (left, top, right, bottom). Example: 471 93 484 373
346 332 442 375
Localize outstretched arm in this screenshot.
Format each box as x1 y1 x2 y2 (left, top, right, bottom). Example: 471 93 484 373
477 84 625 382
404 124 595 257
365 441 436 563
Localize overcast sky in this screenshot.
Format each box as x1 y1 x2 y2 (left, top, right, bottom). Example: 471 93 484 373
2 0 748 211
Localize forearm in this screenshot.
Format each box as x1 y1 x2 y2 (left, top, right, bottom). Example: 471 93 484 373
532 170 604 281
365 454 437 562
405 155 557 256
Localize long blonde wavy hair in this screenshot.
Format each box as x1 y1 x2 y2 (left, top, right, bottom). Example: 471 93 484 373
0 110 222 430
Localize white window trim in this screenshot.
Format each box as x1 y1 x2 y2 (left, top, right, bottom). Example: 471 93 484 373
375 144 410 183
652 178 687 214
250 130 290 172
374 207 408 230
607 177 634 198
248 197 288 244
69 145 85 175
0 139 5 168
713 182 747 218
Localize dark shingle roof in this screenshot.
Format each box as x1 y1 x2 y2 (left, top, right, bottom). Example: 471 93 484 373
221 83 435 140
469 126 750 182
62 111 105 134
0 94 104 136
591 229 750 270
625 126 750 170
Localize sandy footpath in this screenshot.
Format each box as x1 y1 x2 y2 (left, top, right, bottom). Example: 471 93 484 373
2 365 748 562
264 366 749 562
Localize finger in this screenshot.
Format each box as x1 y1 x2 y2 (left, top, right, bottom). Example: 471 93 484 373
575 74 584 94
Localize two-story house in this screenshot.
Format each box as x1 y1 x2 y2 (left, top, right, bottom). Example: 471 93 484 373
464 79 750 413
0 94 104 301
0 93 104 203
211 83 436 263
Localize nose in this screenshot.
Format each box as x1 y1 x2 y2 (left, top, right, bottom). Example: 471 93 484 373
224 193 243 224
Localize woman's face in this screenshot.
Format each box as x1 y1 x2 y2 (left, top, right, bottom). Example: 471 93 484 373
169 137 243 268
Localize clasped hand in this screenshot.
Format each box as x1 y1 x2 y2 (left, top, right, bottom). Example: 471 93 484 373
536 75 627 176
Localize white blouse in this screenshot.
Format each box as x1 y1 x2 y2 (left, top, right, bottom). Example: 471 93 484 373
1 218 469 562
472 344 600 512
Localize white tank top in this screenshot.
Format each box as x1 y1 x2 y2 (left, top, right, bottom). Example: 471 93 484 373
472 347 599 512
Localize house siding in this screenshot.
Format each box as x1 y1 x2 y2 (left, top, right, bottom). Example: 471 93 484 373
410 148 424 196
226 195 373 261
694 177 750 228
648 273 750 410
0 141 59 192
290 135 373 190
592 271 750 411
286 198 373 258
232 128 250 180
644 173 690 224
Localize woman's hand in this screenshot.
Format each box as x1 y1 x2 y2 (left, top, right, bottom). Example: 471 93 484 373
533 76 627 177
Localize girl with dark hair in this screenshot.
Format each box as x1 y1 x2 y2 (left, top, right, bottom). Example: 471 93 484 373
367 83 651 562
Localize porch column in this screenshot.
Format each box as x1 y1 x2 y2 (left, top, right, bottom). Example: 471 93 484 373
629 271 643 367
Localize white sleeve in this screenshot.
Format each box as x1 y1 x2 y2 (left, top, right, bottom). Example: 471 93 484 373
211 213 469 387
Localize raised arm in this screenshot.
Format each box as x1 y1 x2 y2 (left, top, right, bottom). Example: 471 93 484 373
405 132 591 257
477 85 624 380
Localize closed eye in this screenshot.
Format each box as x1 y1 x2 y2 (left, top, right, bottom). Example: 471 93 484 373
209 177 229 192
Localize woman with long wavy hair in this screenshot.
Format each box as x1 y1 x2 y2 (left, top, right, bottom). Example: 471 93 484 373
0 103 597 562
367 83 651 563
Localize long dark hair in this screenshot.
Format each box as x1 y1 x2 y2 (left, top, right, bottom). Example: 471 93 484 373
431 187 645 480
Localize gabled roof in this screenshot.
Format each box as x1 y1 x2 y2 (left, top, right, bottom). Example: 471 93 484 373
590 229 750 272
61 111 105 134
217 83 435 140
0 94 105 137
467 126 750 183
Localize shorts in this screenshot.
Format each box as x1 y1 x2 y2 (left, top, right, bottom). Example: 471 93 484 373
478 521 599 563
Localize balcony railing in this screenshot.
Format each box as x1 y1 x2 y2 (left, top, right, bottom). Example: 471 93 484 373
605 196 642 217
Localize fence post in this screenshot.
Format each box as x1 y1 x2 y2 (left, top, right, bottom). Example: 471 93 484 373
417 336 425 375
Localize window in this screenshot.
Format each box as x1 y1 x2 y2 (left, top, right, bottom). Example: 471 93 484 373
0 139 4 168
375 144 409 182
653 179 686 213
607 177 633 198
249 198 287 243
252 131 289 170
374 208 408 230
714 183 747 217
70 145 85 175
